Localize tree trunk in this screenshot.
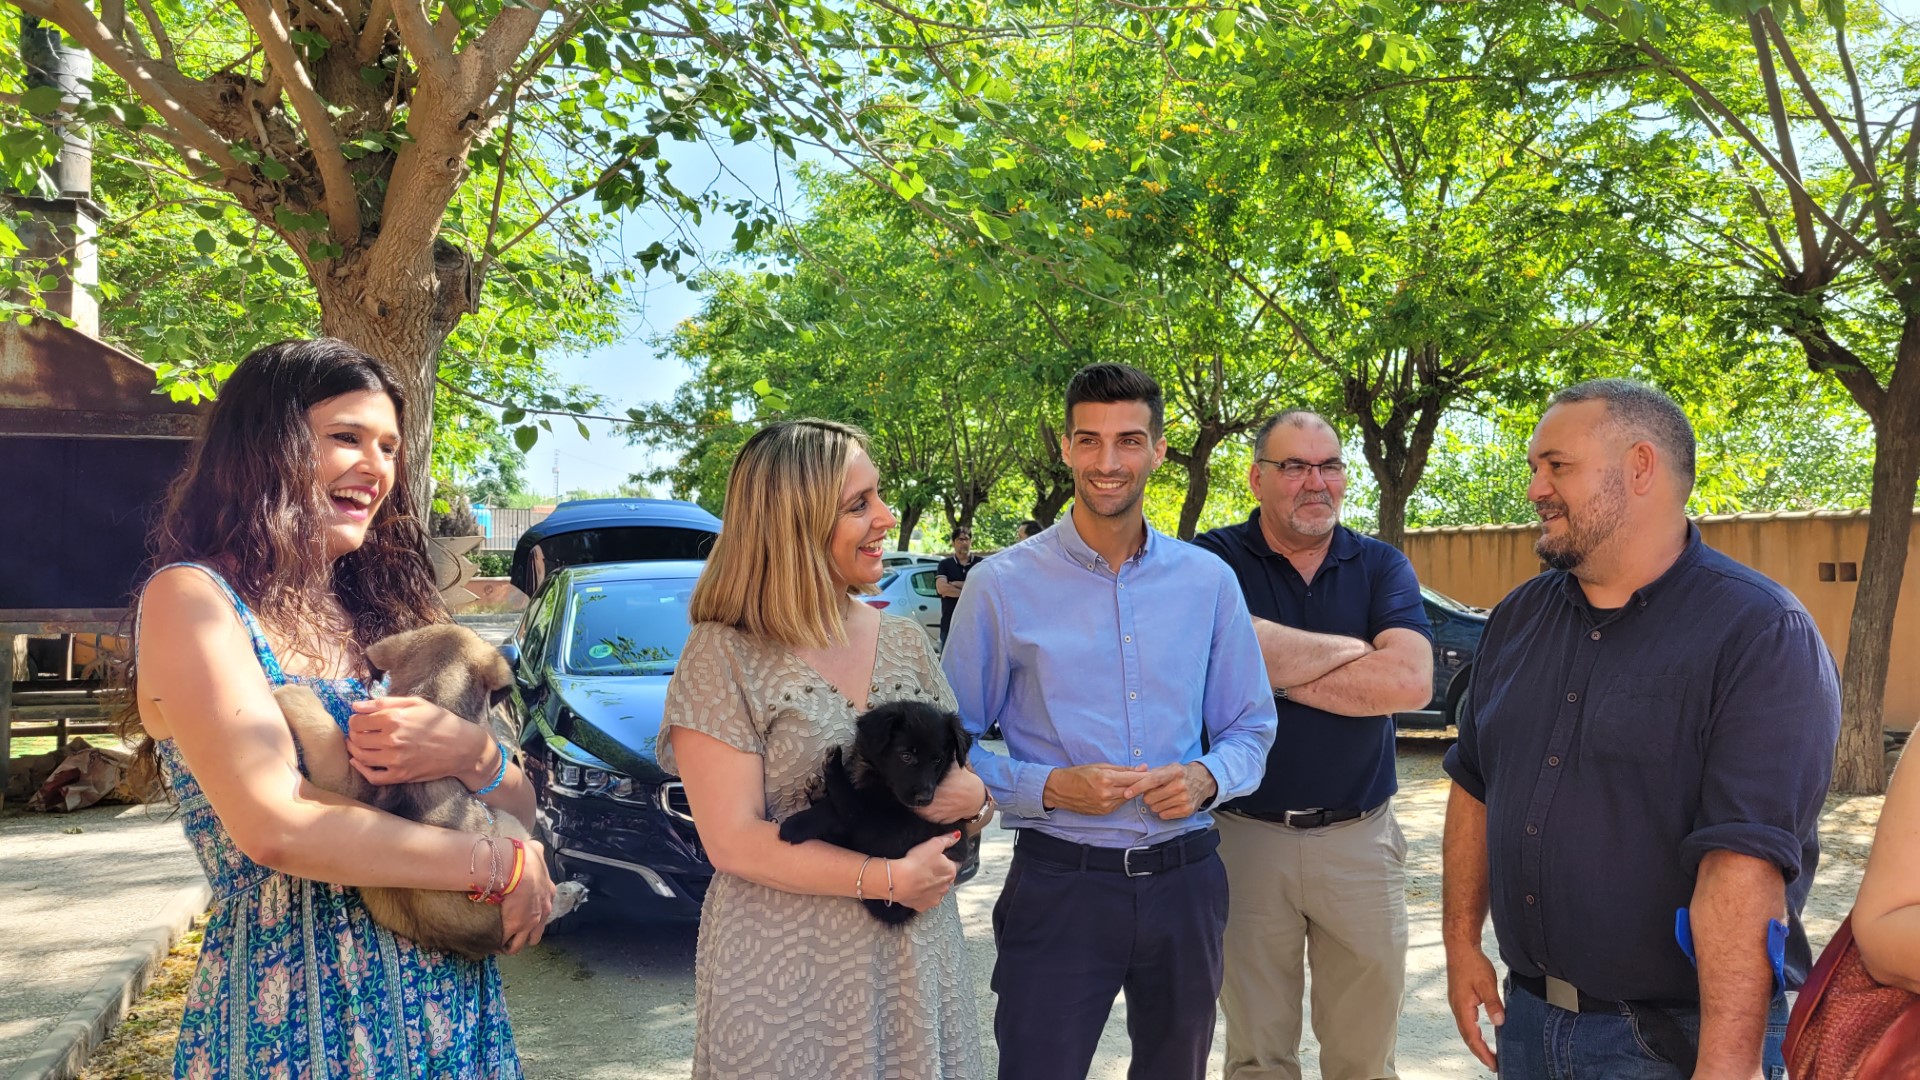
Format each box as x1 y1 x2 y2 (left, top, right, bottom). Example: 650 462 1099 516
1030 483 1071 526
1374 479 1411 551
895 502 925 551
1174 430 1224 540
1831 358 1920 794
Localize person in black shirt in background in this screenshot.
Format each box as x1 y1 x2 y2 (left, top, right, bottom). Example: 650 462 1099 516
1442 380 1838 1080
935 527 981 646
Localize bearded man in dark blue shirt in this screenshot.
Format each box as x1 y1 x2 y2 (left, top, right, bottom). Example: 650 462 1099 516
1441 380 1839 1080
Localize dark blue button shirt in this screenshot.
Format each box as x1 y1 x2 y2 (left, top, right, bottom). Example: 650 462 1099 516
1442 526 1839 1003
1193 514 1431 815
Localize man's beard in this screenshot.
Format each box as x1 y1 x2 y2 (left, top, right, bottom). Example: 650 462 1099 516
1287 494 1338 538
1076 473 1144 518
1534 469 1627 572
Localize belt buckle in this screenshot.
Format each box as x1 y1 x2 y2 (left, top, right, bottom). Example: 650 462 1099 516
1545 975 1581 1013
1283 807 1327 828
1122 845 1153 877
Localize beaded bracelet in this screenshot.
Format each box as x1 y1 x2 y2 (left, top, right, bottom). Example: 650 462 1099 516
473 739 510 797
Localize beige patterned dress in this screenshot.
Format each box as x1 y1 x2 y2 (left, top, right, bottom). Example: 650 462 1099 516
658 615 985 1080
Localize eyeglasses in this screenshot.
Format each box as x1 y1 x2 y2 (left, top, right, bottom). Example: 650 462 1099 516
1257 457 1347 481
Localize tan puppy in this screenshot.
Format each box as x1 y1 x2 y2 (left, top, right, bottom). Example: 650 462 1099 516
278 624 530 958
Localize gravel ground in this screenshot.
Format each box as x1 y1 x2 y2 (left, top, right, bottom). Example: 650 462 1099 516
492 736 1884 1080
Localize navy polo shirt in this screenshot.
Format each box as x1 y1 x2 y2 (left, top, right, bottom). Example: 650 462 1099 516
1193 514 1431 815
1442 526 1840 1003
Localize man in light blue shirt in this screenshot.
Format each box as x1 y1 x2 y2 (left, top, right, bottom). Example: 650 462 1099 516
942 363 1277 1080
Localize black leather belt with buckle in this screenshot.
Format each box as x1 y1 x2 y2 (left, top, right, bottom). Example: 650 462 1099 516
1236 805 1369 829
1016 827 1220 877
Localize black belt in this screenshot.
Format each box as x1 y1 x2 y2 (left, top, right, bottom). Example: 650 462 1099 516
1016 828 1219 877
1230 803 1373 829
1509 973 1698 1071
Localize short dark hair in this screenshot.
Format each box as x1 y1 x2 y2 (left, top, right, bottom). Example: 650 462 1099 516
1065 363 1164 437
1549 379 1696 486
952 527 972 540
1017 519 1041 534
1253 409 1339 458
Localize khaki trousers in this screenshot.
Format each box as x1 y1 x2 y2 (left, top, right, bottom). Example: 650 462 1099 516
1216 803 1408 1080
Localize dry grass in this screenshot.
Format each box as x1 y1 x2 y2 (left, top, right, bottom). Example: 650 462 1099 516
79 919 205 1080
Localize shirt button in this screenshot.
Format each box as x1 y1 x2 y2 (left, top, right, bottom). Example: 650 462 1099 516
1566 691 1579 703
1525 894 1538 906
1547 755 1561 767
1118 583 1126 589
1133 748 1143 758
1129 692 1137 700
1124 634 1133 643
1590 630 1601 641
1526 824 1539 836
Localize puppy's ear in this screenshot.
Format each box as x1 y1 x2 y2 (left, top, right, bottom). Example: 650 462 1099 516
946 710 973 765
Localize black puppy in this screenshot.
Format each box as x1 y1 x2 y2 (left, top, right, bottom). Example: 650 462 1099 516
778 700 974 925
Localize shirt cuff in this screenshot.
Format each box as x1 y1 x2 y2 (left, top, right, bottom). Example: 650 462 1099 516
1008 763 1055 820
1193 755 1229 808
1441 745 1486 802
1681 822 1805 883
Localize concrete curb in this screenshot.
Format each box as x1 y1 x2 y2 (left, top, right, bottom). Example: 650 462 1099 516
7 879 211 1080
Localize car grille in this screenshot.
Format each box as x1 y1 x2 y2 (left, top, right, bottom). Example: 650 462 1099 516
658 781 694 823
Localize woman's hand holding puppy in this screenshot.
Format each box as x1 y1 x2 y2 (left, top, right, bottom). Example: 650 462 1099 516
497 838 558 954
889 832 964 911
347 696 493 786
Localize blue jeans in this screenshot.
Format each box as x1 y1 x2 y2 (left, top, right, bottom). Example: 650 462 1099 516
1497 977 1788 1079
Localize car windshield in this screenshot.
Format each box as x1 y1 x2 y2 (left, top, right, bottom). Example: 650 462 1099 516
1421 586 1475 613
562 577 699 676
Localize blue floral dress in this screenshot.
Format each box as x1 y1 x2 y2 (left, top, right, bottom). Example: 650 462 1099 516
149 563 521 1080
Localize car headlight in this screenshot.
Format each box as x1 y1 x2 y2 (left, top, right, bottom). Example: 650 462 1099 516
546 738 645 805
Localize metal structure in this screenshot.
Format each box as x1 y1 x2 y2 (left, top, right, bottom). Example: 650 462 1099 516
1 319 204 800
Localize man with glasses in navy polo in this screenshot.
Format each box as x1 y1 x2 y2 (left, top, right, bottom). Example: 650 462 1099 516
943 363 1277 1080
1193 409 1435 1080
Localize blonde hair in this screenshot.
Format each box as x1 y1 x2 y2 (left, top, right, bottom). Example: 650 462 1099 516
689 418 874 648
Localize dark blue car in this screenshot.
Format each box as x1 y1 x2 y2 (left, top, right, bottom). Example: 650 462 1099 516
1392 586 1488 731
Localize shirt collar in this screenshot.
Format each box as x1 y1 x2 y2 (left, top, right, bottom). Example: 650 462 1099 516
1235 510 1363 563
1054 503 1158 572
1556 522 1705 612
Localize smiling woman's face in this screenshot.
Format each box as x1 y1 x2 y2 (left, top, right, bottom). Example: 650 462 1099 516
308 389 400 560
825 446 896 589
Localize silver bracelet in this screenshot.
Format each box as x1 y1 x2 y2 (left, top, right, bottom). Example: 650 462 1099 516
855 855 875 901
968 791 995 827
885 858 895 906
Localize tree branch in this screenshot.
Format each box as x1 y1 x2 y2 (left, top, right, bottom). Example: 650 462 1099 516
1760 10 1897 247
234 0 362 242
357 0 395 65
435 377 696 431
1748 13 1823 283
391 0 456 88
129 0 175 64
16 0 241 175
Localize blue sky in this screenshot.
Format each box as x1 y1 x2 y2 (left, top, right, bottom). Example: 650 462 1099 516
534 2 1920 498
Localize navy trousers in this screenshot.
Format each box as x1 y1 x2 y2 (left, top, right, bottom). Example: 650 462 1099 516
990 835 1230 1080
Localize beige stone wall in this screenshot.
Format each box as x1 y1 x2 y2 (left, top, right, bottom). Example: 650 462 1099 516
1401 511 1920 731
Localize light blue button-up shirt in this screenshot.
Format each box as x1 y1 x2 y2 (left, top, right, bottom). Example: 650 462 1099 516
941 510 1278 848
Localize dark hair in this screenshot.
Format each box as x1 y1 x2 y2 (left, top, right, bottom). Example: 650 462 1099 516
1549 378 1697 486
1253 409 1340 458
1017 519 1041 534
952 527 972 540
1065 363 1164 437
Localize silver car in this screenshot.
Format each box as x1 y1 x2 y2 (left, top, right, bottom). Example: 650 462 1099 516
864 564 944 645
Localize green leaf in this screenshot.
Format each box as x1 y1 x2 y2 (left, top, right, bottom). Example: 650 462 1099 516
266 253 299 276
19 85 65 115
192 229 217 255
501 406 526 424
514 425 538 453
1064 125 1092 150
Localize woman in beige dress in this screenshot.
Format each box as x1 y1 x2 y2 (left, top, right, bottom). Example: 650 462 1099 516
660 419 990 1079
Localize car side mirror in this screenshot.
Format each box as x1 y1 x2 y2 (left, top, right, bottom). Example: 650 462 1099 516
499 641 521 668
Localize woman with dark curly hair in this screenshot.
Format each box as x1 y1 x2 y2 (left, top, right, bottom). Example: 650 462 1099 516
128 338 552 1079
